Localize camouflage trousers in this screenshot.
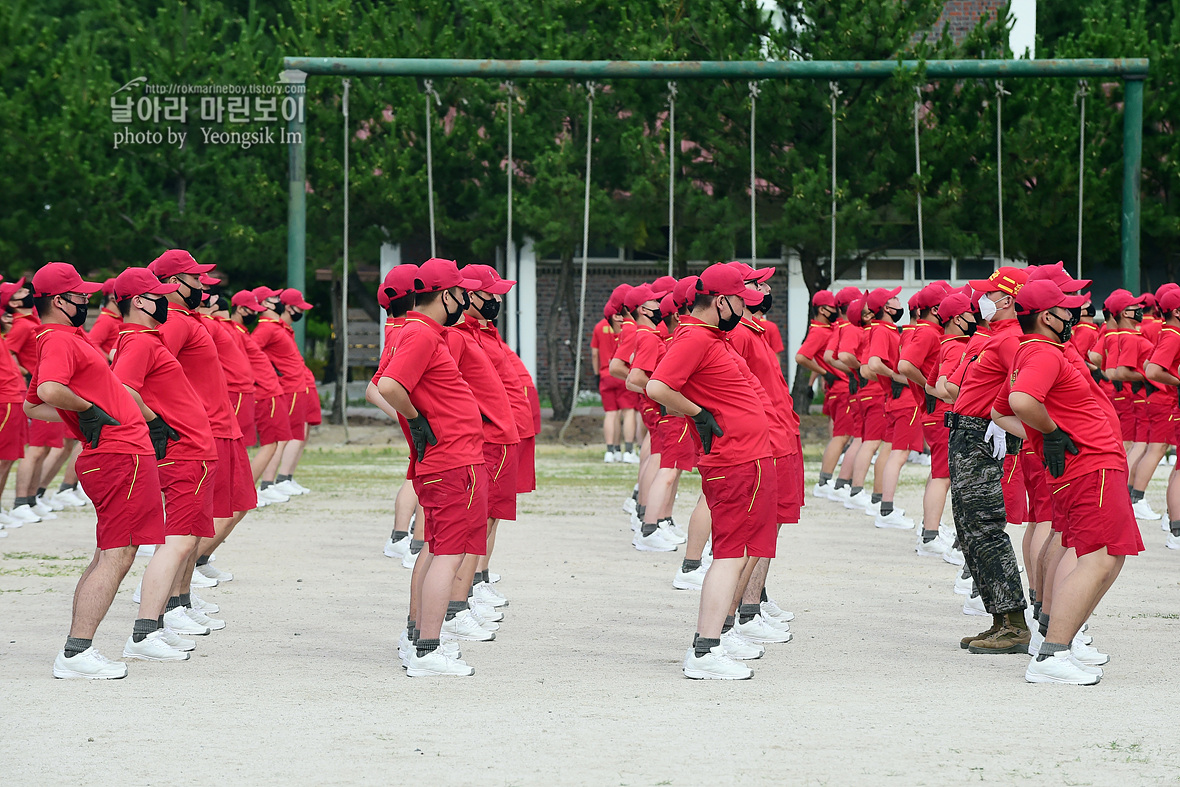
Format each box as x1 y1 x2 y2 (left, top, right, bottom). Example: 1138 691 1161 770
948 427 1027 615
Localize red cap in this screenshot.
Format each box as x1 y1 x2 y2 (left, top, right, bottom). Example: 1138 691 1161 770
0 277 27 311
381 264 420 303
969 266 1028 297
415 258 481 294
1025 261 1090 293
231 290 265 312
812 290 836 308
834 286 862 307
727 261 775 284
671 276 698 308
696 263 764 306
253 286 281 304
652 275 678 293
624 284 663 311
659 292 676 316
148 249 215 279
866 286 903 313
1104 288 1146 316
1159 289 1180 312
199 273 222 287
1143 292 1157 309
280 288 313 310
1155 282 1179 303
462 264 515 295
114 267 181 300
1014 280 1086 316
101 277 117 296
847 293 869 327
32 262 102 297
605 284 633 317
929 280 953 295
937 292 972 322
907 288 927 311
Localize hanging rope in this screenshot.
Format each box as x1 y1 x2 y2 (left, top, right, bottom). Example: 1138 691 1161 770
506 82 515 278
667 81 676 276
559 82 596 444
995 80 1009 268
749 81 760 268
340 79 351 437
424 80 441 257
829 81 841 285
1075 80 1089 280
913 85 925 282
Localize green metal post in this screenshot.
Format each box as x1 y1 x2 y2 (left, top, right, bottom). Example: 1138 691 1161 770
282 69 308 350
1121 76 1145 292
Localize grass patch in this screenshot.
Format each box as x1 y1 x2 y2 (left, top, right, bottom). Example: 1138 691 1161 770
0 550 90 578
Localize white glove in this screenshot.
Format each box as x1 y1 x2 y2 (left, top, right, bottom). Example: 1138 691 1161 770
984 422 1007 461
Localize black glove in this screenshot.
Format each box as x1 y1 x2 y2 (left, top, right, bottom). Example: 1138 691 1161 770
1131 381 1144 395
77 404 120 449
1042 427 1079 478
1142 380 1158 396
147 415 180 460
407 413 437 460
890 380 906 400
1113 380 1124 393
658 404 667 417
823 372 837 386
925 392 937 415
1177 385 1180 409
848 374 859 395
1090 368 1104 384
691 407 724 455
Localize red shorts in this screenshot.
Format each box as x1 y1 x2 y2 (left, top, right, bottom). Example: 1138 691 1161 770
773 452 803 524
925 420 949 479
599 375 625 412
515 435 536 493
700 457 778 560
77 452 165 549
657 416 696 471
1145 401 1173 444
618 388 640 411
484 442 518 521
1173 413 1180 449
886 406 924 452
159 458 216 538
284 390 307 441
1050 467 1145 557
255 394 294 446
0 402 26 461
846 397 865 438
1020 452 1053 523
28 418 64 449
862 399 888 441
1113 396 1136 442
829 390 855 437
304 386 322 426
212 437 257 518
415 463 489 556
1132 399 1150 443
1001 452 1028 526
232 392 257 448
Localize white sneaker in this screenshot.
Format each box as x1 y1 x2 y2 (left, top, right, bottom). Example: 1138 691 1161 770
661 520 689 541
75 485 92 505
31 500 57 519
1167 532 1180 550
1024 651 1100 685
441 610 495 641
473 581 509 608
734 615 793 644
942 547 966 567
0 526 6 537
954 571 974 596
136 544 155 558
633 529 677 552
259 486 289 504
190 590 219 615
656 522 687 545
159 627 197 652
468 597 504 622
683 646 753 680
272 480 303 497
672 564 708 590
466 604 500 632
613 451 624 463
962 594 987 616
196 563 233 582
1132 499 1162 521
53 647 127 680
54 488 88 508
830 484 852 503
488 572 501 584
622 496 637 514
1068 653 1103 677
131 580 141 604
1028 628 1044 657
844 490 873 511
255 492 269 508
604 451 617 464
288 480 311 494
164 607 210 635
875 510 915 529
812 481 835 500
186 606 225 631
10 504 41 523
761 599 795 623
123 630 190 662
916 533 950 557
189 571 218 589
1070 638 1110 666
0 510 21 528
720 629 764 660
759 614 792 633
38 493 65 512
401 548 420 569
406 647 475 677
384 536 410 559
398 631 414 667
621 451 640 464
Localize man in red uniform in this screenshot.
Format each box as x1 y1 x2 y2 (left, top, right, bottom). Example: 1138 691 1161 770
112 267 222 652
647 263 777 680
1146 287 1180 550
607 285 642 465
591 301 625 462
198 292 257 502
795 290 844 498
26 263 168 678
149 250 254 595
823 287 867 503
0 280 28 534
376 258 488 677
992 279 1142 683
88 278 122 359
252 286 313 496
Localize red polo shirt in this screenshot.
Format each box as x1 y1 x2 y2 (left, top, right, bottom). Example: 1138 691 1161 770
650 315 771 470
380 312 484 474
951 318 1022 418
444 317 520 446
7 312 40 376
26 323 150 456
759 316 784 353
612 317 638 368
111 324 218 461
1148 325 1180 382
157 305 241 440
0 333 24 403
631 324 668 374
232 322 282 400
822 319 851 392
868 319 916 411
1070 321 1101 359
470 322 534 440
590 318 618 377
252 317 305 394
1142 316 1163 344
728 316 799 455
88 309 122 357
203 314 254 395
933 334 970 419
797 321 837 375
383 315 403 349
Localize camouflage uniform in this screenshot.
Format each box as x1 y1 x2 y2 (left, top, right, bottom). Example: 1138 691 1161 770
947 417 1027 615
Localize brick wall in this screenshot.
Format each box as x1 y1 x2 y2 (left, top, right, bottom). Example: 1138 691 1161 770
932 0 1005 44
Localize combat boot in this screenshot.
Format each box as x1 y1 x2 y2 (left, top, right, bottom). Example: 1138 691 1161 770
967 610 1031 654
960 613 1003 650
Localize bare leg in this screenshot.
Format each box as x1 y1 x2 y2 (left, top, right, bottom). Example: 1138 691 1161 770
262 442 285 484
851 439 881 488
408 513 429 626
1168 466 1180 521
0 459 13 501
39 441 75 491
278 439 305 476
452 553 480 603
69 546 136 639
61 442 81 487
603 409 620 448
1037 531 1066 615
1026 520 1053 598
140 535 196 619
648 467 680 522
1044 549 1124 645
15 445 50 500
922 476 950 529
198 510 249 559
729 555 759 616
837 437 862 482
695 556 743 639
741 557 771 604
880 448 909 503
477 519 499 573
251 442 279 484
419 553 464 640
621 409 637 446
684 495 711 562
171 541 201 596
1132 442 1168 495
872 442 893 495
820 434 848 477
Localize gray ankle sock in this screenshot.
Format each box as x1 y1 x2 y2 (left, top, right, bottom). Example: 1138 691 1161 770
871 493 883 504
834 478 849 489
64 637 92 658
406 617 416 637
680 558 702 573
640 522 658 537
722 615 735 633
1171 520 1180 537
178 593 191 608
132 618 159 643
166 595 182 611
59 482 75 493
195 555 209 567
819 472 833 484
409 539 425 555
624 442 633 454
880 501 894 516
922 528 938 543
738 603 760 624
693 635 720 658
445 600 466 621
277 474 292 483
392 530 409 541
415 638 440 657
1036 640 1069 661
849 486 862 496
1038 612 1050 637
1131 488 1144 502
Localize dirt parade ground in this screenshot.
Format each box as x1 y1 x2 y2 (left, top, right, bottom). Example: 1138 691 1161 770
2 428 1179 785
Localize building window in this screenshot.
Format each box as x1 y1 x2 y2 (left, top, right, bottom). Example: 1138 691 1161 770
919 258 951 281
956 258 995 280
866 258 905 280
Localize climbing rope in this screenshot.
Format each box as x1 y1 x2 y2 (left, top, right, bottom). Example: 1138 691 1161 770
995 80 1009 267
749 81 760 267
341 78 351 436
1075 80 1089 280
424 80 441 257
829 81 841 285
667 81 676 276
913 86 926 282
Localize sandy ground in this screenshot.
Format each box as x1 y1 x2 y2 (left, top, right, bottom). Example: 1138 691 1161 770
2 433 1180 785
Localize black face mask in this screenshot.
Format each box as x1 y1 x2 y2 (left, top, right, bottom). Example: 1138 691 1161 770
1081 303 1096 318
443 289 468 327
289 310 304 323
59 297 88 328
1047 312 1072 343
241 309 259 326
643 306 663 324
474 293 501 321
138 296 169 325
1130 307 1144 323
886 306 904 323
178 280 203 310
717 296 742 331
13 294 33 309
962 318 979 336
753 292 773 314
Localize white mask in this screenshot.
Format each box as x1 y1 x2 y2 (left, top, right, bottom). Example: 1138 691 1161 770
978 293 998 321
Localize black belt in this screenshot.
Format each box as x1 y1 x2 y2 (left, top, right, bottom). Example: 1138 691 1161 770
945 412 1023 454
